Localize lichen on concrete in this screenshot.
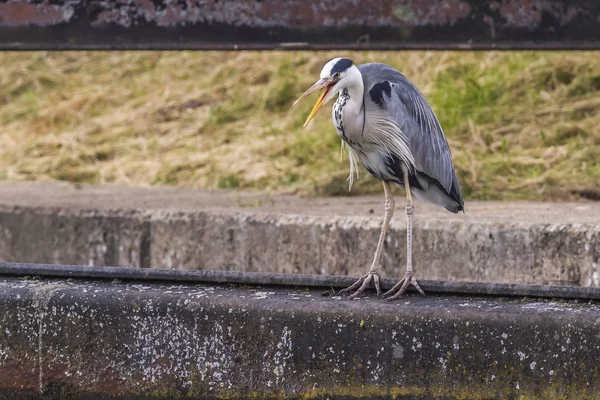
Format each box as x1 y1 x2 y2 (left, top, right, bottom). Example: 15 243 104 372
1 276 599 399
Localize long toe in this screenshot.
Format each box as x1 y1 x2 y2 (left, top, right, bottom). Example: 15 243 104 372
338 276 365 294
381 278 405 299
411 277 426 296
339 272 380 298
373 274 381 297
383 274 426 301
349 275 373 298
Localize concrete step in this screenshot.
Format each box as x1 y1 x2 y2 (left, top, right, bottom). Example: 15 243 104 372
0 182 599 286
1 264 600 399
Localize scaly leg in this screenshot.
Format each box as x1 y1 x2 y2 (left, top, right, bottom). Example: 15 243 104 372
382 167 425 301
340 181 394 298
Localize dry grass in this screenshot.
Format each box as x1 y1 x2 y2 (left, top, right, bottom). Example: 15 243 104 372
1 51 599 201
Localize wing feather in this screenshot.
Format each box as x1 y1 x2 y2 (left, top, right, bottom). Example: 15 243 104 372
358 63 463 207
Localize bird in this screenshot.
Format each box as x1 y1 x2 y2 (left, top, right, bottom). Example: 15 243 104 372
294 57 464 301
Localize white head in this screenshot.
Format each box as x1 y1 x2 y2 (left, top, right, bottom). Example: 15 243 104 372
294 57 362 127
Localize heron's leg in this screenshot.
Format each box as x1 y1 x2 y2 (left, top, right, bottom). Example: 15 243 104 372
340 181 394 298
382 168 426 301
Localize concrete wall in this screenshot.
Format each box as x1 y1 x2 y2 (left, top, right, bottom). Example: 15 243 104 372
2 275 600 399
1 204 599 286
0 182 599 286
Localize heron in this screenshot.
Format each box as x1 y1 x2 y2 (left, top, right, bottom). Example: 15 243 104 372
294 58 464 300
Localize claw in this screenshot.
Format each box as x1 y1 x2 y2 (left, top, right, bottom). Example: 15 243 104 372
339 272 381 298
381 271 425 301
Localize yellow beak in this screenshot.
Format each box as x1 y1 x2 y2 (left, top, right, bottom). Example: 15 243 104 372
293 78 332 127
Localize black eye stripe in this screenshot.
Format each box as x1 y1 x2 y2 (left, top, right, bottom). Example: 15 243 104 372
330 58 353 75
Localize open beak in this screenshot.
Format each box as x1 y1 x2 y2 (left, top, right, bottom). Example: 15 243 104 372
293 78 332 127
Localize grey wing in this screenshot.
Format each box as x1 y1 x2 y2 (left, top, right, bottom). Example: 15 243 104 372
359 63 464 211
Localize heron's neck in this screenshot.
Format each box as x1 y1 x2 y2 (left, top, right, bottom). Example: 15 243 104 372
340 66 364 118
335 66 365 141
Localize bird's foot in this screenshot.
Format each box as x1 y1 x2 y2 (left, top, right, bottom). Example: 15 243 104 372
339 271 381 299
381 271 425 301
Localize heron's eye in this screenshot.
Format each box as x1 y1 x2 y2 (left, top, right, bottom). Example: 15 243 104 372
333 72 341 80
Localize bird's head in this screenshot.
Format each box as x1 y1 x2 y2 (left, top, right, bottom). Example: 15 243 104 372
294 57 358 127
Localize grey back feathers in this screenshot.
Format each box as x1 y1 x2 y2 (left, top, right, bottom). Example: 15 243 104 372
357 63 464 213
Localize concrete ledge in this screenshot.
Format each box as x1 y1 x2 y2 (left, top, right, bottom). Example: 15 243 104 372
1 266 599 399
3 262 600 301
1 182 600 286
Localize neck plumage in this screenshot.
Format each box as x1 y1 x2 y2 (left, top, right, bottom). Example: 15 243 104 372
336 66 365 141
342 66 364 111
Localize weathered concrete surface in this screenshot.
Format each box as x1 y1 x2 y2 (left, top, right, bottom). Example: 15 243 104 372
0 182 599 286
1 276 599 400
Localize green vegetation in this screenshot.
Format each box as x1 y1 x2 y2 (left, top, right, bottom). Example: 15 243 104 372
0 51 599 200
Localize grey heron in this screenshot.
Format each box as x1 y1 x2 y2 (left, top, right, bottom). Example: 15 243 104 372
294 58 464 300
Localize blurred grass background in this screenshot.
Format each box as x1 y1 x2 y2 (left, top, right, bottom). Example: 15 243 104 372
0 51 599 200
